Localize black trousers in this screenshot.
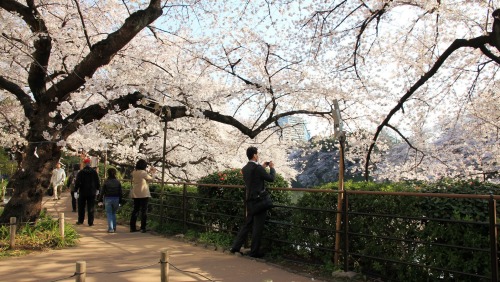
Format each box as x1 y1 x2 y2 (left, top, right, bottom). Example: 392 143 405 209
71 191 77 211
77 195 96 225
231 210 267 255
130 198 149 231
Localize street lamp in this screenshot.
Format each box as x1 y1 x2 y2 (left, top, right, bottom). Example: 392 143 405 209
141 96 169 189
332 99 346 267
161 107 171 191
102 142 108 179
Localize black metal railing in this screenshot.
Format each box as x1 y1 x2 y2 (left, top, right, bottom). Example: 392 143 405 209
119 180 499 281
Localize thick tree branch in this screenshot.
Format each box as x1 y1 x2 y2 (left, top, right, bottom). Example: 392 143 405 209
479 45 500 64
1 0 52 104
50 0 163 100
202 109 331 139
61 91 147 138
0 0 48 33
365 35 492 180
0 75 34 117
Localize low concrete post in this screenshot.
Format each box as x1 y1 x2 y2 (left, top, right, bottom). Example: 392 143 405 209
76 261 86 282
161 250 169 282
59 212 65 239
9 217 16 248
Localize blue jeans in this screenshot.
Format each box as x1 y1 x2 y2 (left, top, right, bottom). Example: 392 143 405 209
105 197 120 231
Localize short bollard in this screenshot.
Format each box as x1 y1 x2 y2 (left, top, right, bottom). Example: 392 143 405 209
76 261 86 282
161 250 169 282
9 217 16 248
59 212 65 239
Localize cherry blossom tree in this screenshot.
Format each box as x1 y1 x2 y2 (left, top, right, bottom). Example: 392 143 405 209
296 1 500 181
0 0 332 223
2 0 499 224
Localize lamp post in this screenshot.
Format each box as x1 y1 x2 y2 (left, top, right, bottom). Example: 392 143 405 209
141 97 170 188
102 142 108 179
161 107 171 191
332 99 346 267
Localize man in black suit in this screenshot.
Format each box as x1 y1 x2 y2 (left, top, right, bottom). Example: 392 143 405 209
74 158 101 226
230 146 275 258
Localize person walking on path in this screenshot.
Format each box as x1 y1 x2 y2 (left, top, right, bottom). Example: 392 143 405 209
98 168 123 233
230 146 275 258
75 158 100 226
50 162 66 200
130 159 155 233
66 164 80 212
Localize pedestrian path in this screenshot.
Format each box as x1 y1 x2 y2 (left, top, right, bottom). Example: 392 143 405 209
0 192 323 282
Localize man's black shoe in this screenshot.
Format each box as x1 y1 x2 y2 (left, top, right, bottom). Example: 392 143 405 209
130 229 139 233
248 252 265 258
140 229 147 233
75 222 83 225
229 248 240 254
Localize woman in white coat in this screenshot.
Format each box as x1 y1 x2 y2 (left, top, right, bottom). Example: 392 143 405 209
129 159 155 233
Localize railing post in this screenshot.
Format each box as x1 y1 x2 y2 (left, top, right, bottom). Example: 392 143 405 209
489 194 498 282
343 191 349 272
9 217 16 248
75 261 86 282
183 184 187 234
59 212 65 239
161 249 169 282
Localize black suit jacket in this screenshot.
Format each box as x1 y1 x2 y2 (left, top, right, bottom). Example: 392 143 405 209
75 166 101 197
241 161 276 200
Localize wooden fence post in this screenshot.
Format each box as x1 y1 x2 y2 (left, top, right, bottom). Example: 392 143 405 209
9 217 16 248
59 212 65 239
161 250 169 282
76 261 86 282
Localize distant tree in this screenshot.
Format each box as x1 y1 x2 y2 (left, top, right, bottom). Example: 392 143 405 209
290 136 364 188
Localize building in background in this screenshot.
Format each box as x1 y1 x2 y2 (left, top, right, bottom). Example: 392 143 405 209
278 116 311 142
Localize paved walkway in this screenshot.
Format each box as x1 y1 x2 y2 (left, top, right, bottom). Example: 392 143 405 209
0 192 324 282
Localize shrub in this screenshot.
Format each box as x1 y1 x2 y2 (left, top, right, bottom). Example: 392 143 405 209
0 209 78 257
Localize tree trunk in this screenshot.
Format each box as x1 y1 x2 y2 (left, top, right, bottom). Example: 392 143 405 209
0 142 61 224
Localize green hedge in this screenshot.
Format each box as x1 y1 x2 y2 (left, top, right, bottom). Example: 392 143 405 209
290 180 500 281
112 175 500 281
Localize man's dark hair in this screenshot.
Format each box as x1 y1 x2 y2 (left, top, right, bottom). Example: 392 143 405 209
107 168 117 179
246 146 258 160
135 159 148 170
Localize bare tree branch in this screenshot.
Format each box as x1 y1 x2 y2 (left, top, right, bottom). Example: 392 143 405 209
72 0 92 50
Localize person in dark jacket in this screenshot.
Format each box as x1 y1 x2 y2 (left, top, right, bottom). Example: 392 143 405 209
230 146 275 258
74 158 100 226
66 164 80 212
98 168 122 233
